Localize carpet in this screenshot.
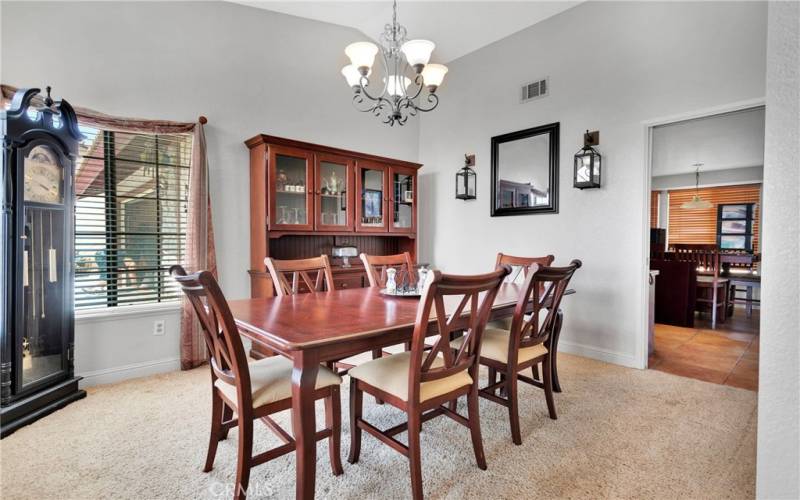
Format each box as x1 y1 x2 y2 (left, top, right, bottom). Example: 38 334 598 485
0 354 756 499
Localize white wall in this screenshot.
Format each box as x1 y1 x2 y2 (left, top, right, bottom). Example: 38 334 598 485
652 166 763 191
417 1 767 367
651 106 765 176
757 1 800 497
1 1 420 384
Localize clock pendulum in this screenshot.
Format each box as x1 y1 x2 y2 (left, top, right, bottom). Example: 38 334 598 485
48 211 57 283
22 232 29 288
29 213 36 320
39 209 45 318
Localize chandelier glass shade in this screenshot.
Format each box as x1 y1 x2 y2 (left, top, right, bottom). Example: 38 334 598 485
341 0 448 126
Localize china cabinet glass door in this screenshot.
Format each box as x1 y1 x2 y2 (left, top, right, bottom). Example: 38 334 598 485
355 161 388 232
390 166 416 233
314 154 354 231
269 146 314 231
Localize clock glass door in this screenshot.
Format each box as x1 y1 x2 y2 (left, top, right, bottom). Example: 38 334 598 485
20 144 69 390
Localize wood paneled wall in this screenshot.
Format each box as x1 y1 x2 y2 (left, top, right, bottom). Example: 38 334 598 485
270 235 401 261
668 184 761 250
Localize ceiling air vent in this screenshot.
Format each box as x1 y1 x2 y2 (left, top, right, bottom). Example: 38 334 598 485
521 78 549 103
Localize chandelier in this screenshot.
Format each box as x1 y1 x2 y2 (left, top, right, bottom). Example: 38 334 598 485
341 0 448 126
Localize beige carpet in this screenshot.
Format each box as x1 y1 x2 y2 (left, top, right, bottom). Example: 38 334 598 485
0 354 756 499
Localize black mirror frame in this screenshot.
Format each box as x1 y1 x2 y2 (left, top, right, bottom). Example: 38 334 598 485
490 122 559 216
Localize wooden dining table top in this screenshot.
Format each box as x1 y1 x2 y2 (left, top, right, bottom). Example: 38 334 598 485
228 284 574 352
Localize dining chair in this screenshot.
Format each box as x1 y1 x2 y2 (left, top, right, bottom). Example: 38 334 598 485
720 253 759 318
361 251 417 360
452 260 581 445
360 251 416 289
674 250 728 328
170 266 343 500
347 266 511 500
489 253 555 390
264 255 335 296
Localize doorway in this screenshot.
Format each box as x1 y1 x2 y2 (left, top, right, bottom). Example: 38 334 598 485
643 104 764 390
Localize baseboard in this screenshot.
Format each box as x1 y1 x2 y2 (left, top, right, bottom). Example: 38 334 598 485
558 340 640 369
77 357 181 387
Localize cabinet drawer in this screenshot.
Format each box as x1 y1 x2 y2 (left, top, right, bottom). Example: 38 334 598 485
333 276 363 290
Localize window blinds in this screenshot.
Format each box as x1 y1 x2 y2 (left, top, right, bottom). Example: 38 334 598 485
667 184 761 251
650 191 660 228
74 128 191 309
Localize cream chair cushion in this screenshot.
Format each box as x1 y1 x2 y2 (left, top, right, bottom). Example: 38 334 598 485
348 351 472 402
214 356 341 408
451 328 547 365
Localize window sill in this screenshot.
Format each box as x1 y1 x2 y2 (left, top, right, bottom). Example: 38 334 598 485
75 302 181 323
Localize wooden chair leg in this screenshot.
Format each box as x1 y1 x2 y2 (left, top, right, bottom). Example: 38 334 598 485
531 363 540 381
507 366 522 445
543 354 557 420
487 367 497 395
551 311 564 393
711 285 718 328
204 390 224 472
234 415 253 500
448 396 458 412
220 403 234 440
347 377 362 464
325 387 343 476
499 373 508 398
467 381 487 470
407 411 424 500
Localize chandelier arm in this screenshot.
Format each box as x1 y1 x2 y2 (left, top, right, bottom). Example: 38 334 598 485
411 92 439 113
352 93 389 116
405 73 425 101
357 75 385 102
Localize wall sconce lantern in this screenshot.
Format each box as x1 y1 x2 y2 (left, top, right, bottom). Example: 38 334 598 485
456 154 477 200
574 130 601 189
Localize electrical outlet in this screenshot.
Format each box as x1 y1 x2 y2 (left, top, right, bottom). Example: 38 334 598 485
153 319 166 336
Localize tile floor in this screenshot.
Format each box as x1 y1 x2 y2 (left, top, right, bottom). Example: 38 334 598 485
649 308 759 391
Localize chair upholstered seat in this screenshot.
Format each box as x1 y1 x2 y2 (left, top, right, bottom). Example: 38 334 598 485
487 313 533 331
348 351 472 402
452 327 547 365
214 356 342 408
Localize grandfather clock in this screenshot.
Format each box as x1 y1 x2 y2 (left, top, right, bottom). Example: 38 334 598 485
1 87 85 437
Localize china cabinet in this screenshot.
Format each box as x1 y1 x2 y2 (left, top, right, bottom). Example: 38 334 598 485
246 134 422 358
1 87 86 437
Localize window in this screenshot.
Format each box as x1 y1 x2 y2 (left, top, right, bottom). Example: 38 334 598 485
717 203 756 251
667 184 761 251
650 191 660 228
74 127 191 309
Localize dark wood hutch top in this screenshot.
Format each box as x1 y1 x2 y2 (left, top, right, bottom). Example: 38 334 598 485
244 134 423 171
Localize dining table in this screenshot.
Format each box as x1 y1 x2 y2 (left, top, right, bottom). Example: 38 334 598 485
228 283 574 500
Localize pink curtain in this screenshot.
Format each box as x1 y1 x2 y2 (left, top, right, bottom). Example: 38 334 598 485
3 83 216 370
181 120 217 369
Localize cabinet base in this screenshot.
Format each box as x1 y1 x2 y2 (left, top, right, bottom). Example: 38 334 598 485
1 377 86 438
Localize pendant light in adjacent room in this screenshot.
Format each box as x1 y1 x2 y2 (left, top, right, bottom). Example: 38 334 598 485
681 163 713 209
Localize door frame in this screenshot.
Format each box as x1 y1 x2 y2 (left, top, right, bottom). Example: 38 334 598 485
637 97 765 369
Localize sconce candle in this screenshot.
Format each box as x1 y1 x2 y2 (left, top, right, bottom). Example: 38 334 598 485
456 154 477 200
574 130 602 189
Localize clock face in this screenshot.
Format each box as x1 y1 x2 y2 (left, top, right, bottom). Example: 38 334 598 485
24 145 62 204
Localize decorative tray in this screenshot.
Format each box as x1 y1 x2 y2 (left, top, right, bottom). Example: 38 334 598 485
379 287 422 298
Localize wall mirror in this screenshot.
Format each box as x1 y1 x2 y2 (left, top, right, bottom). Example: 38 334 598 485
491 122 559 216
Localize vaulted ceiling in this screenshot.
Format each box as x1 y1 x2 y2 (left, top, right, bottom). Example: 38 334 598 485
232 1 580 62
